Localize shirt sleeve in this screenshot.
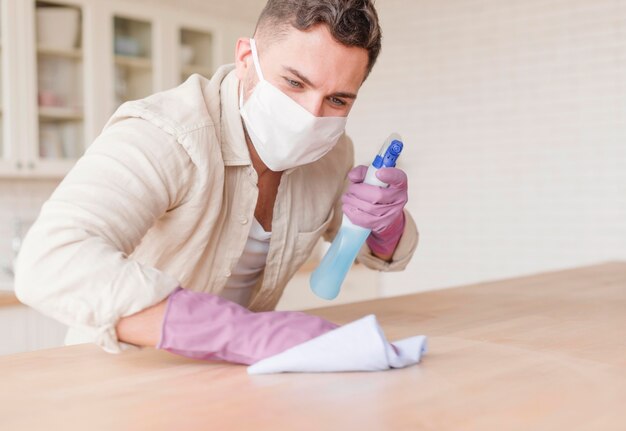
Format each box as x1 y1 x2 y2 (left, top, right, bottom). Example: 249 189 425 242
14 117 193 353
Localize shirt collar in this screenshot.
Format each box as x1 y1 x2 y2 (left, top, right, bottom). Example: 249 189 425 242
220 68 252 166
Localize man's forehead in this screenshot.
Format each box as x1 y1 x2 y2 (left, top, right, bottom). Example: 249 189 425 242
259 25 369 91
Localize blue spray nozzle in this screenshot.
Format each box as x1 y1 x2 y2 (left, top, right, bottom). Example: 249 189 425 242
389 140 403 156
382 140 403 168
372 139 404 169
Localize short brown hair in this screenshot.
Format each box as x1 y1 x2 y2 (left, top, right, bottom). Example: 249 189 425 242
254 0 382 78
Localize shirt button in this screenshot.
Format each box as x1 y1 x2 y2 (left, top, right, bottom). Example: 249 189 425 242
239 216 248 224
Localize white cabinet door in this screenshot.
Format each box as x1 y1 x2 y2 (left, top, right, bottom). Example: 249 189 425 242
24 0 90 177
111 13 156 111
0 0 253 179
0 0 94 178
0 0 27 176
0 0 227 179
0 304 68 355
175 17 222 85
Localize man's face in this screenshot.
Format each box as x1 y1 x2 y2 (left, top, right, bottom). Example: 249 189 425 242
236 24 369 118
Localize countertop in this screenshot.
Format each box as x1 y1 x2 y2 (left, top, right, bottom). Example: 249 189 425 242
1 262 625 430
0 288 19 307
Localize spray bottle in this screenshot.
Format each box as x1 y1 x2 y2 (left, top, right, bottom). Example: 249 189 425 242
310 133 404 300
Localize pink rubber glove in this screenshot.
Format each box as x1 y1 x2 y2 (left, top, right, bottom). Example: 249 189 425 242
156 287 338 365
342 165 408 256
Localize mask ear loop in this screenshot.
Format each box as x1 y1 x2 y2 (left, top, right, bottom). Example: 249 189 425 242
249 38 265 82
240 38 265 109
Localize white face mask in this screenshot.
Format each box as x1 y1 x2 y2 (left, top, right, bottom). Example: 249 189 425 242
239 38 348 172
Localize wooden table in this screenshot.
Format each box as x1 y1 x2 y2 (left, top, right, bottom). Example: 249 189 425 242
1 262 625 430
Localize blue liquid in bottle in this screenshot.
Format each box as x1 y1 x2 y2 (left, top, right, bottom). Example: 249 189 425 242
310 134 404 300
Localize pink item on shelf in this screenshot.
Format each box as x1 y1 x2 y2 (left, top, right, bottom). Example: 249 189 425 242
38 90 63 107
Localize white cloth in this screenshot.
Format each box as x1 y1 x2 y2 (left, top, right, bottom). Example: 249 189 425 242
247 314 427 375
219 218 271 306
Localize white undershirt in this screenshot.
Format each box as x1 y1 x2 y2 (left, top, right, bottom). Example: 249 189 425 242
219 217 271 306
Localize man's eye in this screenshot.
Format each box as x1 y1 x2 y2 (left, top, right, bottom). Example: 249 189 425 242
329 97 346 106
285 78 302 88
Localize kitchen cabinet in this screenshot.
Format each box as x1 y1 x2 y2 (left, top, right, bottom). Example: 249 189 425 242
0 293 68 355
32 1 86 173
113 15 154 107
179 28 215 83
0 0 225 179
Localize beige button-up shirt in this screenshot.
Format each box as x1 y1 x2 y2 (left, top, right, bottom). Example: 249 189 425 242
14 65 419 354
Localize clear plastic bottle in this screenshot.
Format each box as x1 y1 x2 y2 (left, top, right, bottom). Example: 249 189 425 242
310 133 404 300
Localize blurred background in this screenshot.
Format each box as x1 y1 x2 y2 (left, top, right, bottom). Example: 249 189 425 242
0 0 624 354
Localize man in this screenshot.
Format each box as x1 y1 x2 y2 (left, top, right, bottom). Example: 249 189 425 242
15 0 418 364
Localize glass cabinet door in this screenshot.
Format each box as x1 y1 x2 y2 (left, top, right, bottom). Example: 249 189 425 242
35 1 84 161
179 28 213 83
113 16 152 109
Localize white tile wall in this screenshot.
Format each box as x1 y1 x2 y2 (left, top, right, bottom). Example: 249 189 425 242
345 0 626 297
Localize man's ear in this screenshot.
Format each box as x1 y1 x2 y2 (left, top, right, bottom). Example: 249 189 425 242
234 37 252 81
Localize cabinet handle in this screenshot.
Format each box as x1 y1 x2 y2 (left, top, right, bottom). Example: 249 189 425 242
27 162 35 170
16 162 22 169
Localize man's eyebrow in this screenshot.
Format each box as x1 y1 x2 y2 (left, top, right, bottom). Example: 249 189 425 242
283 66 357 99
283 66 315 87
330 91 357 100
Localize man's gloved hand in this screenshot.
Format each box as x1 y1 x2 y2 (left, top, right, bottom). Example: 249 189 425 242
156 287 338 365
342 165 408 257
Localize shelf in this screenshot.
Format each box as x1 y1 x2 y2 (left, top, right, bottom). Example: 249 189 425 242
181 64 212 77
37 46 82 60
114 55 152 70
39 106 84 121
